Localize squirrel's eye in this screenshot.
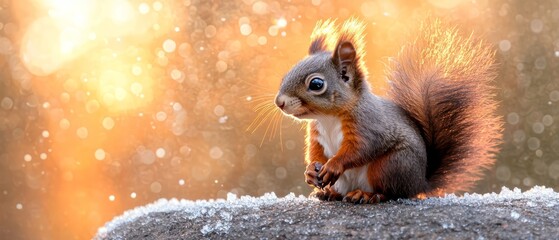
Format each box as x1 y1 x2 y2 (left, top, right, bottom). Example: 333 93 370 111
305 74 327 95
308 78 324 91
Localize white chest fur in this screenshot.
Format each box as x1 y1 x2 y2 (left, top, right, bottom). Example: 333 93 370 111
315 115 372 196
315 116 343 159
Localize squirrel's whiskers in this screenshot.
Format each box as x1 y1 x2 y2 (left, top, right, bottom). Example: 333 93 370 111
246 93 286 149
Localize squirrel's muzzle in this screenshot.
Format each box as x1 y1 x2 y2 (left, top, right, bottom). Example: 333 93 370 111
274 94 309 119
275 96 285 110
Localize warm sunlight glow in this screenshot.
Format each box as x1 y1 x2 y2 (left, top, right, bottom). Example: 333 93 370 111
20 17 66 76
96 67 154 112
427 0 467 9
111 0 135 23
44 0 94 27
20 0 147 75
20 0 163 111
3 0 511 239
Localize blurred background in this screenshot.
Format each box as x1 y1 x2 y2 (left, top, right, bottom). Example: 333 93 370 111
1 0 558 239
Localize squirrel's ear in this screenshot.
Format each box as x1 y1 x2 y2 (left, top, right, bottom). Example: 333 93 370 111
332 18 368 84
309 20 338 55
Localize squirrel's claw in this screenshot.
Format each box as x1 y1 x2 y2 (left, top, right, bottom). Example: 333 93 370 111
318 161 343 187
343 189 385 204
313 186 342 201
305 161 324 188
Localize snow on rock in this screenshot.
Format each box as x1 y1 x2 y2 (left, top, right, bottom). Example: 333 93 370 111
416 186 559 206
95 186 559 239
96 192 309 239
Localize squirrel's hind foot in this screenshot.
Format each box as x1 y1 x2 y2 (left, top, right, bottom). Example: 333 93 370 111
311 186 343 201
343 189 386 204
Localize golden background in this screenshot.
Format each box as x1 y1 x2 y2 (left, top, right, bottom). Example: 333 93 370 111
1 0 558 239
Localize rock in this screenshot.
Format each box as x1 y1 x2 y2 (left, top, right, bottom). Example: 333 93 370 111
95 186 559 239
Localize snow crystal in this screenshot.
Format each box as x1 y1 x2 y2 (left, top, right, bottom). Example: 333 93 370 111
201 220 230 236
441 222 455 229
226 192 237 201
510 210 520 220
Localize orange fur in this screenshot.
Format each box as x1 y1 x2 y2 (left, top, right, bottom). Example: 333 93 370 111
387 19 502 194
366 152 391 193
304 122 328 166
328 113 362 169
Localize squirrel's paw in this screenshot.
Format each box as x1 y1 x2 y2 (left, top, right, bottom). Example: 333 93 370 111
318 160 344 187
304 161 323 188
311 186 343 201
343 189 386 204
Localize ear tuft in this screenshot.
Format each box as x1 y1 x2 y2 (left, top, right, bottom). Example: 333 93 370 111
333 18 368 77
309 19 338 55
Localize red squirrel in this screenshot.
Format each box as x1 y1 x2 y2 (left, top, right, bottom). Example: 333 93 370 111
274 18 502 204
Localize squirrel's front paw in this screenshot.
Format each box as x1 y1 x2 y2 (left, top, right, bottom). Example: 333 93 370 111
305 161 323 188
318 160 344 188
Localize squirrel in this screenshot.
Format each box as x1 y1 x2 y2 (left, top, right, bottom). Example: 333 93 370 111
274 18 502 204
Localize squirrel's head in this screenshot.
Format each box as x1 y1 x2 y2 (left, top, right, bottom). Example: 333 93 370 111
275 19 369 120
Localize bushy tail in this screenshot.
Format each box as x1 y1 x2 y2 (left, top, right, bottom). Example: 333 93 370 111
387 19 502 194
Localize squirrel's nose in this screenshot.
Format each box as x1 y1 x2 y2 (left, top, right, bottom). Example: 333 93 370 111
275 96 285 110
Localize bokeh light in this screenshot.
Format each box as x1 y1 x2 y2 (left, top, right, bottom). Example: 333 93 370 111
1 0 559 239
